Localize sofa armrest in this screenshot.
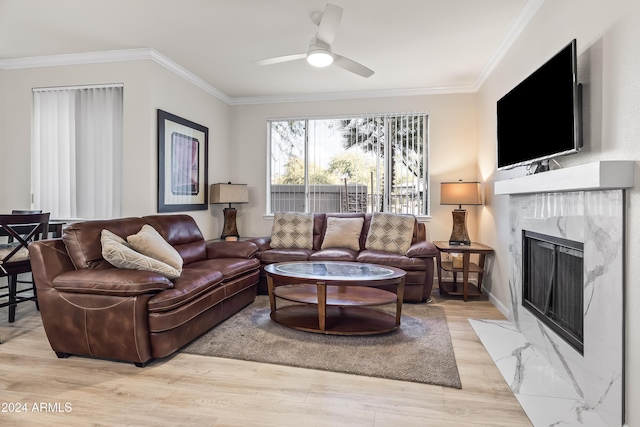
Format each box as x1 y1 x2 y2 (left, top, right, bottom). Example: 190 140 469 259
246 237 271 252
406 240 438 258
206 240 258 259
52 269 173 296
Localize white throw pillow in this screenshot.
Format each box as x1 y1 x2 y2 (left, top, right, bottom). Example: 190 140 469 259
321 217 364 251
101 229 181 279
126 224 183 271
365 213 415 255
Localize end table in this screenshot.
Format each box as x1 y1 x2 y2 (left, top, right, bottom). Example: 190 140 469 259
433 241 493 302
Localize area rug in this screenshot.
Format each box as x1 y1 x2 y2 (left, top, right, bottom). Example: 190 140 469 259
182 295 462 389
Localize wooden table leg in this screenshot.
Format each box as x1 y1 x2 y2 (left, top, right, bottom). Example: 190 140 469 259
267 275 276 312
436 250 444 294
462 252 471 302
477 253 487 291
317 282 326 332
395 278 405 326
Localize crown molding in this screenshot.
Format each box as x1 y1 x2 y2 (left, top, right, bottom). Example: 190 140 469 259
0 48 232 104
0 48 151 69
228 85 477 105
146 50 231 103
473 0 546 90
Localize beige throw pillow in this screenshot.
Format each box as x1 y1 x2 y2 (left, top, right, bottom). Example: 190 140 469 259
101 229 181 279
126 224 183 271
270 212 314 249
365 212 415 255
321 217 364 251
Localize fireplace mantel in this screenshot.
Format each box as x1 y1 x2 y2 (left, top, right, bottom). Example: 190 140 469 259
494 160 634 195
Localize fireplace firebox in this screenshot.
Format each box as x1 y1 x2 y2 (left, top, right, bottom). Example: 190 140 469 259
522 230 584 354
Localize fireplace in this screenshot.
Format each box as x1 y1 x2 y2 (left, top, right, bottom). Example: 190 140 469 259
488 162 632 426
522 230 584 354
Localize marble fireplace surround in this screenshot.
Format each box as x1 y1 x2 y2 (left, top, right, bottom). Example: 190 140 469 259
474 161 633 427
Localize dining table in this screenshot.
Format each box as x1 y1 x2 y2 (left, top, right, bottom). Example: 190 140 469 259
0 218 66 239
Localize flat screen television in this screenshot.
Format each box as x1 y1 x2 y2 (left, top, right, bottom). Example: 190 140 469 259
497 39 582 171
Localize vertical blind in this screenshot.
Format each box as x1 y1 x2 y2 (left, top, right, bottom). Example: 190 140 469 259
268 112 428 216
32 85 123 219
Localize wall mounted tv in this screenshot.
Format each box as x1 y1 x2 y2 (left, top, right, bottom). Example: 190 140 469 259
497 39 582 171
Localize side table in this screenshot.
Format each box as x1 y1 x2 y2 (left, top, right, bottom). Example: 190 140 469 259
433 241 493 302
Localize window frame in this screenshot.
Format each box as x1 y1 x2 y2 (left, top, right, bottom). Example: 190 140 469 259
265 112 431 219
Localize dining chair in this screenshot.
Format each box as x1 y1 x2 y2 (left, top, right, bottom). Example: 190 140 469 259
7 210 43 291
0 213 50 326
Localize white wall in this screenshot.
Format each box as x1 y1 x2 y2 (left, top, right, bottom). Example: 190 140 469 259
229 93 481 241
477 0 640 423
0 60 230 238
0 69 5 174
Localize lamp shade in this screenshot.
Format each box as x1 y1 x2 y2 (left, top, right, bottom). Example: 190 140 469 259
440 181 482 206
210 183 249 204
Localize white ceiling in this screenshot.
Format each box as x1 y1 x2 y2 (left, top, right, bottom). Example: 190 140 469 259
0 0 538 102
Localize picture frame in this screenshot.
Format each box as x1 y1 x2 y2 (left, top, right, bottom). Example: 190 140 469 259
157 109 208 212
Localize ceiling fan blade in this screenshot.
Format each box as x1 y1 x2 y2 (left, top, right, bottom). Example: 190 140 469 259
333 55 375 78
254 53 307 66
316 4 343 45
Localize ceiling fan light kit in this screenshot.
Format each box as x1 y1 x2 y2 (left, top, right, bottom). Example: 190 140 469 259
307 50 333 67
306 39 333 67
255 3 374 78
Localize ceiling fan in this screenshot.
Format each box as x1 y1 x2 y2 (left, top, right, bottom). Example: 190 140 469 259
255 3 374 78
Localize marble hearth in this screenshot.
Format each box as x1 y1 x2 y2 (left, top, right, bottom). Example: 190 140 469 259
472 161 632 427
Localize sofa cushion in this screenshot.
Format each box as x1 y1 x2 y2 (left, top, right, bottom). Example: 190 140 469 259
126 224 183 272
309 248 358 262
365 212 415 255
101 229 181 279
320 217 364 251
270 212 314 249
148 268 224 312
143 214 207 264
357 249 428 271
52 268 173 295
256 248 311 264
187 258 260 282
63 217 147 270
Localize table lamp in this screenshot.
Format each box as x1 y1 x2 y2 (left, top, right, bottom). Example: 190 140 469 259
210 183 249 240
440 180 482 245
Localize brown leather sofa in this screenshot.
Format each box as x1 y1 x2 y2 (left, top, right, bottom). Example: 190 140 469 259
249 213 437 302
28 214 259 367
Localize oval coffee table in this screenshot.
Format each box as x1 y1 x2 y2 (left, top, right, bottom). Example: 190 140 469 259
264 261 406 335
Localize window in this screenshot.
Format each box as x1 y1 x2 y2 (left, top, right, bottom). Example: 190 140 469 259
32 85 123 219
268 113 429 216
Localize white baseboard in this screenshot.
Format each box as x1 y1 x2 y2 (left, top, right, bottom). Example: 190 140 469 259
483 288 509 318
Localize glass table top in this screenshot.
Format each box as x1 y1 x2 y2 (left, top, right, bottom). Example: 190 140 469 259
270 261 397 281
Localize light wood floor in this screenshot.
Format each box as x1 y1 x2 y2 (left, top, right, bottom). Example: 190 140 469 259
0 289 532 427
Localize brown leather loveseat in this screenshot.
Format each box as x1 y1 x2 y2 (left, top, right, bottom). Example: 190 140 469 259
249 212 437 303
28 214 259 366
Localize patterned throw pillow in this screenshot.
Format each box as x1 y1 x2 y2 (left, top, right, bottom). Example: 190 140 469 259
321 217 364 251
101 229 181 279
270 212 314 249
365 212 415 255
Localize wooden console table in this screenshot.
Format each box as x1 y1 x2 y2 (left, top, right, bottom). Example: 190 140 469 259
434 241 493 302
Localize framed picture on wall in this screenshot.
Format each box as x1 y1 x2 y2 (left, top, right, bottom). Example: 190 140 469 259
157 109 208 212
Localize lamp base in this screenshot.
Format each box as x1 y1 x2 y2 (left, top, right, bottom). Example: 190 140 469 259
449 209 471 246
221 207 240 239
